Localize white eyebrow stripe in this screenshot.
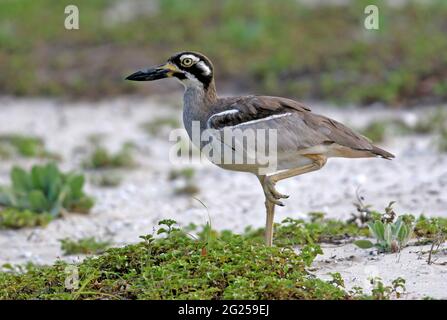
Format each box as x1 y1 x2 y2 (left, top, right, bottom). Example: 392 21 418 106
180 54 200 63
197 61 211 75
231 112 293 128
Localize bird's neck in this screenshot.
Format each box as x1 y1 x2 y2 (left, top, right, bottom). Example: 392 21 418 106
182 79 218 140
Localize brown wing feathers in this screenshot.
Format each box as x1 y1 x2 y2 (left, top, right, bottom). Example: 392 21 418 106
209 96 395 159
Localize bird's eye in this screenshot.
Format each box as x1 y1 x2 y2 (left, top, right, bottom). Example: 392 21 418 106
181 58 194 67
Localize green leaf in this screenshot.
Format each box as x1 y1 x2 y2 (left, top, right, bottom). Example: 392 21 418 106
49 202 63 217
374 221 385 241
11 167 31 192
368 220 384 241
384 224 392 245
31 165 46 190
44 163 61 193
68 174 84 199
393 217 403 235
2 164 93 218
354 240 375 249
0 187 16 207
28 190 48 212
47 177 62 203
397 224 410 244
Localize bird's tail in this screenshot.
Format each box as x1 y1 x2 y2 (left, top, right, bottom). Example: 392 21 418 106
371 145 395 160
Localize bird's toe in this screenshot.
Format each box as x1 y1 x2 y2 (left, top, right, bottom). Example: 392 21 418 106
264 191 284 206
264 179 288 200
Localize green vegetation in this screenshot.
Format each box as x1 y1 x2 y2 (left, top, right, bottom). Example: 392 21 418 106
0 163 94 228
413 215 447 264
436 126 447 153
414 215 447 239
89 171 122 188
412 109 447 134
366 277 406 300
358 107 447 146
0 208 52 229
60 237 110 255
360 121 387 143
407 108 447 152
0 219 404 300
169 167 200 196
82 143 136 170
141 117 180 136
1 0 446 105
169 167 196 181
354 217 412 253
352 201 447 254
0 134 59 160
354 202 412 253
240 212 369 247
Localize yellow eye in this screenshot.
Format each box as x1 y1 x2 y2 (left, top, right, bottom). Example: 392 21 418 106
181 58 193 67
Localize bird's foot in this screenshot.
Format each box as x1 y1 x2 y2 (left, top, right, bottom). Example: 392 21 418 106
262 176 289 206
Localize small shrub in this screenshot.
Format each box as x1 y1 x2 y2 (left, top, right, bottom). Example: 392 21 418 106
90 171 122 187
0 208 52 229
168 168 196 181
354 203 412 253
0 134 59 159
414 215 447 238
83 143 135 169
140 117 179 136
242 213 369 247
174 184 200 196
0 163 94 223
412 215 447 264
60 237 110 255
413 109 447 134
169 167 200 196
0 219 351 300
361 121 387 143
353 277 406 300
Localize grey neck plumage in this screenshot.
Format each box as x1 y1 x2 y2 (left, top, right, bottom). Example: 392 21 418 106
182 81 218 147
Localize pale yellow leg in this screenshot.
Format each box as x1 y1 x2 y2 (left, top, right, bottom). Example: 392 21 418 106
258 155 327 246
264 200 275 246
270 158 326 184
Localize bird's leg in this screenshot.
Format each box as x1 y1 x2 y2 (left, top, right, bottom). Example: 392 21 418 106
257 175 278 246
259 159 324 207
264 199 275 246
257 155 327 246
269 155 327 184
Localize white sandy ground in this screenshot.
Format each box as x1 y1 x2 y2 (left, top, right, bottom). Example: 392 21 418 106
0 96 446 299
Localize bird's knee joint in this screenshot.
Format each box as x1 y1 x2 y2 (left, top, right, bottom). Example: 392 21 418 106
305 154 327 168
315 157 327 168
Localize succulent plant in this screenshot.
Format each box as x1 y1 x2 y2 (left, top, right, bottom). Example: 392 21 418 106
354 217 412 253
0 163 94 217
354 202 413 253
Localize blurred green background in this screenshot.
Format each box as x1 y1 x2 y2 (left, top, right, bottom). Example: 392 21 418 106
1 0 446 106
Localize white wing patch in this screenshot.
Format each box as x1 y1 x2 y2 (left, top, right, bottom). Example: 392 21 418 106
231 112 293 128
206 109 239 128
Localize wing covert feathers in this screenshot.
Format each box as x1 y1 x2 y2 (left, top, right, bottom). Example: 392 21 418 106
209 95 395 159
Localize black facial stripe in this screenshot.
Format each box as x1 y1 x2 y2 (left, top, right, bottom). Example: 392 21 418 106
191 66 212 89
173 72 187 80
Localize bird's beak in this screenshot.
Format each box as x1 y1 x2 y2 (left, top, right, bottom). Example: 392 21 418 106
125 62 179 81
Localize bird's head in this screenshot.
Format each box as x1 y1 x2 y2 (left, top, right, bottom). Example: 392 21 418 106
126 51 214 90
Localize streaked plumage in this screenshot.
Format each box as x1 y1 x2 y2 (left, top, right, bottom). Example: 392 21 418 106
126 51 394 246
